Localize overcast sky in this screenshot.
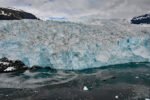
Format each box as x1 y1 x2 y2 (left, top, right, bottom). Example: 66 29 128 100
0 0 150 19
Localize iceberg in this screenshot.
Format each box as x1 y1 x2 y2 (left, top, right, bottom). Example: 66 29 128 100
0 19 150 70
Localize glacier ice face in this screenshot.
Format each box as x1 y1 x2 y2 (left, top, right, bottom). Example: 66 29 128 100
0 19 150 70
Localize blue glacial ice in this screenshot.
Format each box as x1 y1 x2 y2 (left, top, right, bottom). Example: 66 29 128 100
0 19 150 70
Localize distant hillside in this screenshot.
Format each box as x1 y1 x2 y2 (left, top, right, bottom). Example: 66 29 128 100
131 14 150 24
0 7 39 20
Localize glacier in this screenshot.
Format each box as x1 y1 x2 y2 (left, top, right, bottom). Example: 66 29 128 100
0 19 150 70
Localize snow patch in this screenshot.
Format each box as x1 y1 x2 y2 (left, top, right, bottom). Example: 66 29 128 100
0 62 9 65
4 67 16 72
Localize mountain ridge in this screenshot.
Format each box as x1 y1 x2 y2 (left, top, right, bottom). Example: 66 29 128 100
0 7 39 20
131 13 150 24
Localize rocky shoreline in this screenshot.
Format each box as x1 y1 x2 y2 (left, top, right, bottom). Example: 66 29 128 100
0 57 57 73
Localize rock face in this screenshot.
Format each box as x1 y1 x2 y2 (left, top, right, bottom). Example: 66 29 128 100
0 7 39 20
131 14 150 24
0 57 27 73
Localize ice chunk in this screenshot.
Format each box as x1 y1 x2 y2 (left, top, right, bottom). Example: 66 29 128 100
145 98 150 100
115 95 119 99
83 86 88 91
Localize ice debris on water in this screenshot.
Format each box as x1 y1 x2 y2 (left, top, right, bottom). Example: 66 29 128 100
115 95 119 99
83 86 88 91
145 98 150 100
135 76 139 79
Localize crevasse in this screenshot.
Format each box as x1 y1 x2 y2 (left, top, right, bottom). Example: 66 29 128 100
0 19 150 70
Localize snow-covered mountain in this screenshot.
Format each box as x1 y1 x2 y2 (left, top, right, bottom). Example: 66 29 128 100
0 7 39 20
131 14 150 24
0 19 150 70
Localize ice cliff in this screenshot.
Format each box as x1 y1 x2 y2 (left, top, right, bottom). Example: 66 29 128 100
0 19 150 70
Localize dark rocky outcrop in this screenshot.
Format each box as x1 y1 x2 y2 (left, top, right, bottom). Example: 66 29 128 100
131 14 150 24
0 57 57 73
0 57 27 73
0 7 39 20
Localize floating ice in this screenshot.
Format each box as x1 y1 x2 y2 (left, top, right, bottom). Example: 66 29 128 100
115 95 119 99
145 98 150 100
0 19 150 70
83 86 88 91
135 76 139 79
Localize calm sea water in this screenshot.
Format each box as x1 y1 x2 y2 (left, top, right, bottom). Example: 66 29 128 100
0 62 149 100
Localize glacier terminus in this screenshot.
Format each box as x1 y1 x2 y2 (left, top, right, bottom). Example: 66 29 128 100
0 19 150 70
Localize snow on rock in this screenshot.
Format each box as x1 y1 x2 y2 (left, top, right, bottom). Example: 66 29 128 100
0 7 39 20
0 61 9 65
0 19 150 70
0 57 27 73
4 67 16 72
